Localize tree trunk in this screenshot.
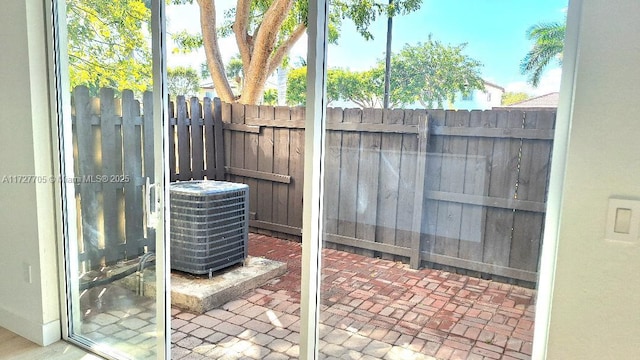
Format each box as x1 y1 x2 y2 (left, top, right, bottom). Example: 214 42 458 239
197 0 234 102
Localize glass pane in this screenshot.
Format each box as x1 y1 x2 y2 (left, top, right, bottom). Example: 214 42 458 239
320 1 567 359
57 0 167 358
164 2 307 359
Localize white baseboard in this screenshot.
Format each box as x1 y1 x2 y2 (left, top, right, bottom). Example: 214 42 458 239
0 307 61 346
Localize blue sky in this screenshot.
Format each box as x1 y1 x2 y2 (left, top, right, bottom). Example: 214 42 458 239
167 0 568 95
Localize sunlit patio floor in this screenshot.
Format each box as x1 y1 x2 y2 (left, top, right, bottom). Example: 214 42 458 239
171 233 535 360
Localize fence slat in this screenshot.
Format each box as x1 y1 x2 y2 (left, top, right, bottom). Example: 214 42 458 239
190 97 204 180
482 110 523 267
337 108 362 252
229 103 246 185
257 106 275 224
142 91 155 252
423 110 446 259
99 88 121 263
288 107 305 229
272 107 291 230
122 90 144 259
395 109 419 258
376 109 404 260
203 97 215 179
510 111 555 271
244 105 260 220
355 108 383 258
323 108 344 249
168 100 177 182
434 111 469 257
176 96 192 181
457 111 493 265
74 86 103 266
410 111 429 269
212 98 226 180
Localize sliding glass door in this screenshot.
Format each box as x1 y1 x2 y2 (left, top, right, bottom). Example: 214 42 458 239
53 0 169 358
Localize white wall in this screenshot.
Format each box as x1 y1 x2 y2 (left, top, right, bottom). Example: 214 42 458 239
0 0 61 346
545 0 640 358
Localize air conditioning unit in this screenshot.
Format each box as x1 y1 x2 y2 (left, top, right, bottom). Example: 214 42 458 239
170 180 249 276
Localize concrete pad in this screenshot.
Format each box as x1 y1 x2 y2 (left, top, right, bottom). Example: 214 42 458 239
170 256 287 313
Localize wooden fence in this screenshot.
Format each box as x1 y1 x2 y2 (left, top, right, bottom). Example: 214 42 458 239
72 86 156 269
170 97 555 283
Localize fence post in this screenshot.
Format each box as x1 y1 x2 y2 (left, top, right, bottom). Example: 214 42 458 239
410 114 429 269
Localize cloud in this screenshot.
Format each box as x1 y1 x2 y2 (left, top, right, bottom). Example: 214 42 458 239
505 67 563 96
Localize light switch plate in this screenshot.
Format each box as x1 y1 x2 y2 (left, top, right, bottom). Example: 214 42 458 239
606 198 640 243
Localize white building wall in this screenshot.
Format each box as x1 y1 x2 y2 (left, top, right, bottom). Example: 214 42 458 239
0 0 61 346
544 0 640 358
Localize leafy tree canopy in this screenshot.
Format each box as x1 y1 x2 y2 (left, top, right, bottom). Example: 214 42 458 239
67 0 152 95
520 21 565 87
171 0 422 104
287 38 485 109
501 92 531 106
167 66 201 97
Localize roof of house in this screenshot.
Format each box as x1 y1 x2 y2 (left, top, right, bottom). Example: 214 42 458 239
483 80 505 92
504 92 559 108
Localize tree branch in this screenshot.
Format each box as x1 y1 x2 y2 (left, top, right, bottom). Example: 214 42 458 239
267 24 306 75
197 0 235 102
234 0 252 72
241 0 294 103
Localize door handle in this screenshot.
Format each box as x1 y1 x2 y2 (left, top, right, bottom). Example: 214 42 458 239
145 177 160 229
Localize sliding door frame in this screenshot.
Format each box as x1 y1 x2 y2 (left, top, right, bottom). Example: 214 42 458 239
49 0 170 358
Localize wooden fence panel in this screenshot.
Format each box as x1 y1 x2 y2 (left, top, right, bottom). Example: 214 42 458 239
166 98 556 283
72 86 153 269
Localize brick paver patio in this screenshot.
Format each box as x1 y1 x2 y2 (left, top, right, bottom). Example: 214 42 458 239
171 234 535 359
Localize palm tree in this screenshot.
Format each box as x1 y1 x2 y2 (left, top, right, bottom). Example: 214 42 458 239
520 21 565 87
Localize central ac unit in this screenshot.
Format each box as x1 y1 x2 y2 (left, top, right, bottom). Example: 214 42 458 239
169 180 249 276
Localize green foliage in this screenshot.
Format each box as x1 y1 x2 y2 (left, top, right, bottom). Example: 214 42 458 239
66 0 152 95
167 66 201 97
263 89 279 105
172 0 423 104
171 30 203 54
286 66 345 106
501 92 531 106
387 39 484 108
287 38 484 109
520 21 565 87
226 55 244 93
332 0 421 40
285 67 308 106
